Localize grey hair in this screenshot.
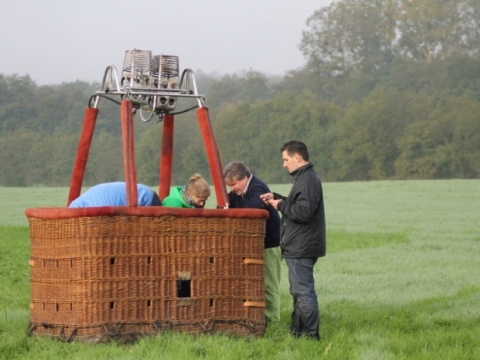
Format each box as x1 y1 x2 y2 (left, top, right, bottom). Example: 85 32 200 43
223 161 251 181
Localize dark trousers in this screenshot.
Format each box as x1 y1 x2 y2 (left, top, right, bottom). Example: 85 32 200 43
285 257 320 339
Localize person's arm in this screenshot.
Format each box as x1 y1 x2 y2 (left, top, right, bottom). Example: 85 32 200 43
278 181 321 223
260 190 285 210
245 182 269 209
227 191 236 208
162 196 184 208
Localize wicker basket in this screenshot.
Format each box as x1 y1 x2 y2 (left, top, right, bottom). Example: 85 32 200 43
26 206 268 343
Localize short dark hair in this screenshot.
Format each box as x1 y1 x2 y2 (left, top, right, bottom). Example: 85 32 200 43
280 140 309 161
223 161 251 181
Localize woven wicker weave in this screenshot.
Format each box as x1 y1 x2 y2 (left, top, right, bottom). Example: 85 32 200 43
27 207 268 343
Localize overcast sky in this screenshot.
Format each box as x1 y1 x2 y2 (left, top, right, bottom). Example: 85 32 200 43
1 0 333 85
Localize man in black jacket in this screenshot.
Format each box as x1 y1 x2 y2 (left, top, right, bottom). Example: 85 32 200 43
223 161 282 323
261 140 326 340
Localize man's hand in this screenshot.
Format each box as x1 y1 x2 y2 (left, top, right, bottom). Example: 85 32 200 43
260 193 281 210
260 192 273 202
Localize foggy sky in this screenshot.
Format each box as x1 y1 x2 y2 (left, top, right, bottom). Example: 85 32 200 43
1 0 333 85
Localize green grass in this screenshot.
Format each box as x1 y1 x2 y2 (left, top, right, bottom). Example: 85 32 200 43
0 180 479 359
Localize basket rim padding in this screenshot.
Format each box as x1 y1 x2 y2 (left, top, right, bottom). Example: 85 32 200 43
25 206 269 220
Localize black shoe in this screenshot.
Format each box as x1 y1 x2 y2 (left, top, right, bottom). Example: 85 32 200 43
290 332 320 340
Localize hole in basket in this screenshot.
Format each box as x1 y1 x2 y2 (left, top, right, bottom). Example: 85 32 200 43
56 304 59 312
110 302 115 309
210 299 214 307
147 300 151 307
70 303 73 311
177 280 191 298
209 257 214 263
147 257 151 264
110 258 115 265
70 259 74 268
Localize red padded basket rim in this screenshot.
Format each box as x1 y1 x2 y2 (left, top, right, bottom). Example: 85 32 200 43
25 207 269 220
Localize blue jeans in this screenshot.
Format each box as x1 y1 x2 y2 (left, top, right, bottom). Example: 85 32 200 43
285 258 320 339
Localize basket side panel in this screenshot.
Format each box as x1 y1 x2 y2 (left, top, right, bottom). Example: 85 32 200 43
28 214 266 341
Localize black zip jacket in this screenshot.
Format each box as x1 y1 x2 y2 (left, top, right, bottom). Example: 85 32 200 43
276 163 326 258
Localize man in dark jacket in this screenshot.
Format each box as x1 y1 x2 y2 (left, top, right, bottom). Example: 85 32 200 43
223 161 282 322
261 140 326 340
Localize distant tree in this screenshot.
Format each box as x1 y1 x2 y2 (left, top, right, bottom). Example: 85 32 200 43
300 0 396 78
0 74 38 133
136 124 162 186
300 0 480 74
206 70 272 111
450 95 480 178
135 110 212 187
0 130 41 186
395 93 480 179
215 90 339 183
396 0 480 62
332 87 416 180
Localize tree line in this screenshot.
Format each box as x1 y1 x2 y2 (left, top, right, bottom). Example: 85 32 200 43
1 0 479 187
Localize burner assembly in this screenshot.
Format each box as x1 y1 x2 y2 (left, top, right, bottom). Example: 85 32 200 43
93 49 204 122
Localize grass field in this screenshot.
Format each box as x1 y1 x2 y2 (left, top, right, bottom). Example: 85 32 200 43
0 180 479 359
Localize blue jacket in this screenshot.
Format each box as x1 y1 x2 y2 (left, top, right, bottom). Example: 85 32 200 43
228 176 280 249
69 182 155 207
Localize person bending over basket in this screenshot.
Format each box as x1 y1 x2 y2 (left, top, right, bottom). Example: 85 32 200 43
68 182 162 207
223 161 282 323
162 173 210 209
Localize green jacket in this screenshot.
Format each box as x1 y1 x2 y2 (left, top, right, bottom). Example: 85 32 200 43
162 186 193 208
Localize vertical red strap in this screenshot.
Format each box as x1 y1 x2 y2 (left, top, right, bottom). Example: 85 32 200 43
121 100 138 207
159 114 174 200
67 107 99 206
196 107 229 208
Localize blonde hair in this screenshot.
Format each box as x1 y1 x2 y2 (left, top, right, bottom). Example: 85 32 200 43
187 174 211 198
